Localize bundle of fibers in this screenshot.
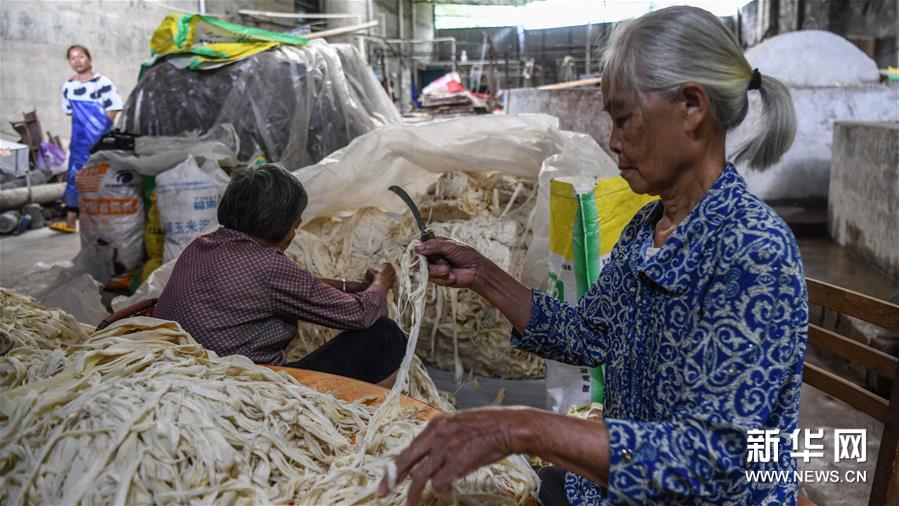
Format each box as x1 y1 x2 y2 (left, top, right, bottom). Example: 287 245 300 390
285 171 544 380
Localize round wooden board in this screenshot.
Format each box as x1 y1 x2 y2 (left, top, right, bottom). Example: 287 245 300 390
264 365 441 421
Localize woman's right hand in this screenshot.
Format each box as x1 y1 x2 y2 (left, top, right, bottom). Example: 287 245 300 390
371 263 397 290
416 238 533 333
414 239 489 289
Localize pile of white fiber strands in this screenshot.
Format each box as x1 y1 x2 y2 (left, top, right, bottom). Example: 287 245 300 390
284 171 544 380
0 289 90 389
0 289 538 505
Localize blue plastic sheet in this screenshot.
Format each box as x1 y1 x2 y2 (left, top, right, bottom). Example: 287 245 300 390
62 100 113 208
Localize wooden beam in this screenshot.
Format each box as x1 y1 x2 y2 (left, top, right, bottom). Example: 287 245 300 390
870 357 899 505
304 20 379 41
802 363 889 422
807 277 899 333
238 10 363 20
537 77 602 90
809 324 897 380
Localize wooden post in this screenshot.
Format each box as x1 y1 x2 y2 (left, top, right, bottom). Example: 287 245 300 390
870 363 899 505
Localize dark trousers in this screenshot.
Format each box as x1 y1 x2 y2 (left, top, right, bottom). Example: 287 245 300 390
536 466 571 506
285 317 407 384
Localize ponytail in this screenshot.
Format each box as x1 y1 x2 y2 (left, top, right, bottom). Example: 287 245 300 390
732 74 797 170
601 6 798 171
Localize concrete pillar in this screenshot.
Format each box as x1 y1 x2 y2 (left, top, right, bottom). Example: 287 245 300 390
828 122 899 279
504 88 613 157
412 2 434 61
325 0 370 42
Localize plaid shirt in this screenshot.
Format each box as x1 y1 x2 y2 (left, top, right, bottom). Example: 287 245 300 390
155 227 387 365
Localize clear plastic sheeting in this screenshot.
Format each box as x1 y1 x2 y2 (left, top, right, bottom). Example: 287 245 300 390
122 41 401 168
86 125 240 177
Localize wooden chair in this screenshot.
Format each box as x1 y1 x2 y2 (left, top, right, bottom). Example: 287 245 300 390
803 277 899 506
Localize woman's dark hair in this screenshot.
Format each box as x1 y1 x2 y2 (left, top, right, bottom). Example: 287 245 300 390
66 45 92 60
217 163 308 243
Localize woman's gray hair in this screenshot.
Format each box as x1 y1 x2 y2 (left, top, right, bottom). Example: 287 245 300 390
218 163 307 243
601 6 797 170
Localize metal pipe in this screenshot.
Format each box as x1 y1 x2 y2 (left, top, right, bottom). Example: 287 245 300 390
197 0 205 14
305 20 379 41
398 0 405 113
238 10 362 21
585 22 591 76
366 0 375 63
398 0 404 40
0 183 65 210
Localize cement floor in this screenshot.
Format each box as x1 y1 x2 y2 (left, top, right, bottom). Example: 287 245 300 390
1 227 896 505
0 226 80 285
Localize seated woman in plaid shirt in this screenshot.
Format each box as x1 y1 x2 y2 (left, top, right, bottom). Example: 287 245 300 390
155 164 406 386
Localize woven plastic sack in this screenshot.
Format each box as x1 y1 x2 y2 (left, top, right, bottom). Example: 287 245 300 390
75 163 145 284
545 176 656 412
156 156 230 263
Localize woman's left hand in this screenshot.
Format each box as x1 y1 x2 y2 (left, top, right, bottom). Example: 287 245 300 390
379 407 532 505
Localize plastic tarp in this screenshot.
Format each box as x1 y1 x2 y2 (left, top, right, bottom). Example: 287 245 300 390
114 114 618 312
123 40 401 168
5 261 107 327
87 125 240 177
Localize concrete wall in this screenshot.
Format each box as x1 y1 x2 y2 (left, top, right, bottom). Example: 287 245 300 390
828 122 899 279
504 88 612 157
0 0 294 145
728 84 899 202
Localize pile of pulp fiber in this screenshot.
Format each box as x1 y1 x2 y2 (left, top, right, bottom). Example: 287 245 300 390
284 171 545 380
0 288 538 504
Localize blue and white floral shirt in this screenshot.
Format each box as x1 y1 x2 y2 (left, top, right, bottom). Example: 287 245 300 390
513 164 808 505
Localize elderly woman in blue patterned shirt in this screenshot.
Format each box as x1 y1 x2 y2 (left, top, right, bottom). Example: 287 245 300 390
381 6 807 506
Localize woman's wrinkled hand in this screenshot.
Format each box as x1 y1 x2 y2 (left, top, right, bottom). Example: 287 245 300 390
363 266 378 287
414 239 489 289
371 262 397 290
378 407 532 505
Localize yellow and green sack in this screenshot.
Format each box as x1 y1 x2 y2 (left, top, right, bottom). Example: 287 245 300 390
144 14 308 71
130 177 165 293
545 176 657 413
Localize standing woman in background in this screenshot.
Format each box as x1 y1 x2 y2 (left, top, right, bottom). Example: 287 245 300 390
50 45 123 233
